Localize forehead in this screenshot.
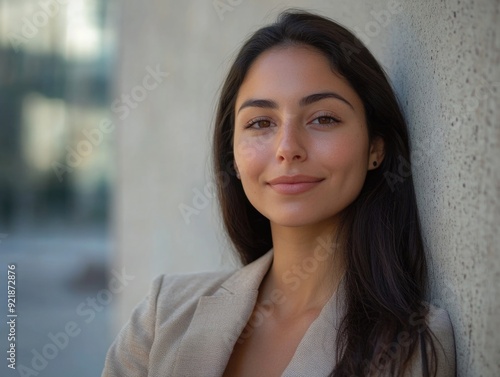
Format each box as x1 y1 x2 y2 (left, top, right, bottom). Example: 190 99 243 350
235 45 364 112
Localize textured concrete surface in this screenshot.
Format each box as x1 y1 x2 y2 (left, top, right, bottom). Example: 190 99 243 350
382 2 500 376
114 1 499 376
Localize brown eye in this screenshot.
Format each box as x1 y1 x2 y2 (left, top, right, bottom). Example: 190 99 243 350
311 115 340 126
247 118 273 129
257 120 271 128
318 116 332 124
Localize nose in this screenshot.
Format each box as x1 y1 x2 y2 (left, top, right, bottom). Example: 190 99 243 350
275 121 307 163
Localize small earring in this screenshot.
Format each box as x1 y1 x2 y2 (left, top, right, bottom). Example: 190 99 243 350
373 161 378 167
236 172 240 179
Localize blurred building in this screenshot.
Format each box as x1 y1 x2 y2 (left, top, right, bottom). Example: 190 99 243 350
0 0 116 232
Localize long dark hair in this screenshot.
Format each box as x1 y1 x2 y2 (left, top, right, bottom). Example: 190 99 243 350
212 9 438 376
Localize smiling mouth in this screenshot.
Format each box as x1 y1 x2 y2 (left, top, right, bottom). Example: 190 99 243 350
267 175 324 195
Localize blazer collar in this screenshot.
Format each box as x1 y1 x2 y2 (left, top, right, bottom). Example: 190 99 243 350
220 249 274 294
172 249 346 377
172 250 274 377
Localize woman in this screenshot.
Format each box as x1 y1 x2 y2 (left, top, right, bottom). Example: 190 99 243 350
102 9 455 377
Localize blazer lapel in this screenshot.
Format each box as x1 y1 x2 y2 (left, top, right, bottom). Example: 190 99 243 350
171 251 274 377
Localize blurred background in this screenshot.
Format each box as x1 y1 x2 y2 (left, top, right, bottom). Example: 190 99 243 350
0 0 498 376
0 0 116 375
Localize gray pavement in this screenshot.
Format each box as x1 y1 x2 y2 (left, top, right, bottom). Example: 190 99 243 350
0 226 114 377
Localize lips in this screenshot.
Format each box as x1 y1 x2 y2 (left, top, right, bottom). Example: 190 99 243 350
267 175 324 194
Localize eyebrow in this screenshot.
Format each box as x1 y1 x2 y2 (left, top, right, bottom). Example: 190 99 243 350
237 91 354 114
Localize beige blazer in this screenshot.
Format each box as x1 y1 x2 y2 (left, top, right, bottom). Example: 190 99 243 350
101 250 456 377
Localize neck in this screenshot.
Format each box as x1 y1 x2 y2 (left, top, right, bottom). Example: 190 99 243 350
259 219 346 318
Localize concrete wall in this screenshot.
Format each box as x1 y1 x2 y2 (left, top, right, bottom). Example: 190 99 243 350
112 1 499 376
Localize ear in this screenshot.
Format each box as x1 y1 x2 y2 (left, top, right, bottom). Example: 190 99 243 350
368 136 385 170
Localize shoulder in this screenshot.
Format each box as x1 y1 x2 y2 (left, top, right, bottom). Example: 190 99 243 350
102 251 274 377
121 268 236 320
153 269 236 297
146 269 244 335
403 305 456 377
151 269 236 316
101 269 236 377
393 305 456 377
135 268 237 326
426 305 454 346
426 305 456 375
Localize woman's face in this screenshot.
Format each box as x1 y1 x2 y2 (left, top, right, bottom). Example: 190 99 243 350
233 45 382 229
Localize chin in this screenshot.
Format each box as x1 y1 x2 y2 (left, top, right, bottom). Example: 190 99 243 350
267 213 333 229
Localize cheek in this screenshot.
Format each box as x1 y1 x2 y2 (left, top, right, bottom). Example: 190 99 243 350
233 137 270 177
233 141 269 202
336 144 368 171
318 131 369 171
319 133 370 200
